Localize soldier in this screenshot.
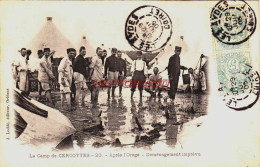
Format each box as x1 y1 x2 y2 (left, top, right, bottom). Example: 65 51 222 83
167 46 182 103
104 48 119 99
38 48 56 106
58 48 75 111
88 47 104 102
12 48 29 93
73 46 88 107
130 51 148 99
117 50 127 96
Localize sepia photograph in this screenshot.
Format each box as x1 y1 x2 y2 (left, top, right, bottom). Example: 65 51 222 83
0 1 259 167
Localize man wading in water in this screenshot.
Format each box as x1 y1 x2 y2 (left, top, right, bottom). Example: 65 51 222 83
88 47 104 103
168 46 182 104
104 48 119 99
117 50 127 96
130 51 148 99
73 46 88 107
58 48 75 111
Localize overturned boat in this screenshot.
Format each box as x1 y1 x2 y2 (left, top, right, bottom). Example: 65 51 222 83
13 88 76 150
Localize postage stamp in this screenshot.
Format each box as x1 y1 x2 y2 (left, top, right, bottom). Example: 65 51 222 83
214 39 250 52
216 51 260 110
125 5 172 52
210 0 257 45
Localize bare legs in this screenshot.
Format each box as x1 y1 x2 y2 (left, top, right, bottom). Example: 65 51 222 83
61 93 71 111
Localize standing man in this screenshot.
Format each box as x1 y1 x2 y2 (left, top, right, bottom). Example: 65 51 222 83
88 47 104 102
101 49 107 65
130 51 148 99
38 48 56 106
58 48 75 111
73 46 88 107
104 48 119 99
70 49 77 107
168 46 182 103
37 50 44 97
34 50 44 100
12 48 30 93
117 50 127 96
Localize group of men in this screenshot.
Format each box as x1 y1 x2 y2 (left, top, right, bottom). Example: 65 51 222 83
13 44 202 111
12 48 56 105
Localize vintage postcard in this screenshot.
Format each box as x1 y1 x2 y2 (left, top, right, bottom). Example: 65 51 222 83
0 0 259 167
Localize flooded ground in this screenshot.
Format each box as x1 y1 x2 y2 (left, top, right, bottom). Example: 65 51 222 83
31 87 208 150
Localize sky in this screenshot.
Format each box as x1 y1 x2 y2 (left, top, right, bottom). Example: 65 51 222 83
0 1 259 68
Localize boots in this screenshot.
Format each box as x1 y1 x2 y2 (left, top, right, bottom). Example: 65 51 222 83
119 87 122 96
107 88 110 99
112 87 115 97
139 90 143 99
131 91 134 99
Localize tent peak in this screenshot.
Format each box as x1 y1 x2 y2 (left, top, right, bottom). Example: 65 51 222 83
47 17 52 21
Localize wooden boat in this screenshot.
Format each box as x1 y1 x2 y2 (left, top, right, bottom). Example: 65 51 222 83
13 88 76 150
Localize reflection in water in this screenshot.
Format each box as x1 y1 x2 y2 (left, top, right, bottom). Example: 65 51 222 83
165 106 178 148
57 88 208 149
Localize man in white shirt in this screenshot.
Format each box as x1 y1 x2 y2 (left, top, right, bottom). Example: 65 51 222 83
38 48 56 106
145 67 163 97
58 48 75 111
188 68 207 93
12 48 30 95
88 47 104 103
130 51 148 99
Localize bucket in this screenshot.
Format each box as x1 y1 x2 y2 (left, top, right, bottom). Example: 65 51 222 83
182 74 190 84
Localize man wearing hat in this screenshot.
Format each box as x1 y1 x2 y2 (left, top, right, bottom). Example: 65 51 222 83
168 46 182 103
130 51 148 99
101 49 107 65
88 47 104 102
38 48 56 106
58 48 75 111
73 46 88 107
37 50 44 59
12 48 30 93
104 48 119 98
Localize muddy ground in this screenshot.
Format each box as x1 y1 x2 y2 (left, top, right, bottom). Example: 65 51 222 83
31 87 208 150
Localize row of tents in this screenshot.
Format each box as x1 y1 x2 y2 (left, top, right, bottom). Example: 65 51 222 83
27 17 133 64
26 17 208 92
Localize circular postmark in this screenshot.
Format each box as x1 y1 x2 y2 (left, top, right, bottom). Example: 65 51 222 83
218 64 260 110
210 0 257 45
125 5 172 52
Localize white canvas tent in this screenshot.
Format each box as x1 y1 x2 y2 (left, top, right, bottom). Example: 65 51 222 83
121 53 133 64
78 36 96 58
27 17 74 58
